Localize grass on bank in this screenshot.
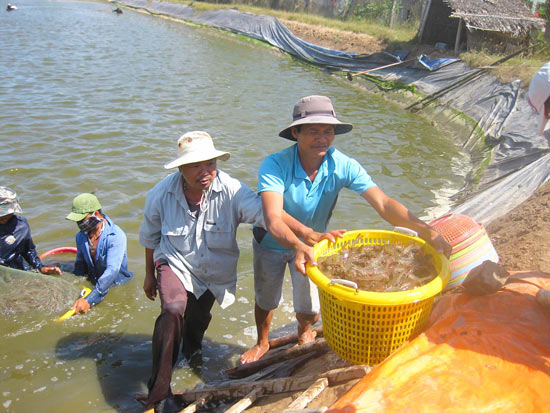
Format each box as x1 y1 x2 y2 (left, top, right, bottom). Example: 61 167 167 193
174 0 550 86
460 50 549 86
178 0 417 44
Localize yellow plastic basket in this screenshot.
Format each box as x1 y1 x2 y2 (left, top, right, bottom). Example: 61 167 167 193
307 229 450 365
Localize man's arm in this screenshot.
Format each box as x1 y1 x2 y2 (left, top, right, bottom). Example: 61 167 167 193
361 186 452 258
143 248 157 301
261 191 317 275
84 232 127 308
281 211 345 246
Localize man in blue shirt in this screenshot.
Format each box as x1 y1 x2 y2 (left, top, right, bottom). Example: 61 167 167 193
241 95 452 364
66 193 134 313
0 186 61 275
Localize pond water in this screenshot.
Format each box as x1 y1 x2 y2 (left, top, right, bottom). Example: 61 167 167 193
0 0 469 411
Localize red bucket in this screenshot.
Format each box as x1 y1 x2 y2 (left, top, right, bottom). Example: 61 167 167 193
430 214 499 290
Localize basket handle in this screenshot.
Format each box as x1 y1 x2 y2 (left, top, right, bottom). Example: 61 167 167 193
330 279 359 290
393 226 418 237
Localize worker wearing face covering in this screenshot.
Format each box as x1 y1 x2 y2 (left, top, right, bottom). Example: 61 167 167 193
66 193 134 313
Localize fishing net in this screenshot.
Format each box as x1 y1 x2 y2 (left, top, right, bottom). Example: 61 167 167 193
0 265 80 316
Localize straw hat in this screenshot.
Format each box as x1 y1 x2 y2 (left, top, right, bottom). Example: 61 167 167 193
164 131 230 169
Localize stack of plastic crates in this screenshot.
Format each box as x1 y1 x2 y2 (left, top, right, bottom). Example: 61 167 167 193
307 229 450 365
429 214 499 291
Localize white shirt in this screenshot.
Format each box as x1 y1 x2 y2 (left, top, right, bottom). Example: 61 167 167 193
139 170 264 308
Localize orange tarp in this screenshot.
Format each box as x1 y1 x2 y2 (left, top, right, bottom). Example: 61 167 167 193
328 272 550 412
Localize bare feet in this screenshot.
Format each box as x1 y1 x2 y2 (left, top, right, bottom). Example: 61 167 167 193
240 343 270 364
298 328 317 345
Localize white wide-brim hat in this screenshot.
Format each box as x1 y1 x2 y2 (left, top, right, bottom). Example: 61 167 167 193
164 131 230 169
528 62 550 135
279 95 353 141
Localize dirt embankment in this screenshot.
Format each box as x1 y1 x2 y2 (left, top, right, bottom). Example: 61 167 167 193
280 18 453 58
485 181 550 273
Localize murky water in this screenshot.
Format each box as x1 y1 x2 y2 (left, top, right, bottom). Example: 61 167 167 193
0 0 468 410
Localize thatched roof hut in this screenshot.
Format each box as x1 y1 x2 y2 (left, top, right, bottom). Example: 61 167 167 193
418 0 546 53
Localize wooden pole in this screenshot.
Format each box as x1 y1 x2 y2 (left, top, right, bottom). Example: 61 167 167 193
174 365 370 405
225 339 330 379
284 377 329 411
268 326 323 350
454 18 464 54
224 388 263 413
417 0 433 43
389 0 399 28
405 42 544 113
181 396 208 413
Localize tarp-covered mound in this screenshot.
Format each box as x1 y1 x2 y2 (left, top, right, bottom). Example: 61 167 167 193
327 271 550 412
0 265 80 316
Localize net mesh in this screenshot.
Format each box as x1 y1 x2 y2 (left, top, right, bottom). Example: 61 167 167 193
0 265 80 316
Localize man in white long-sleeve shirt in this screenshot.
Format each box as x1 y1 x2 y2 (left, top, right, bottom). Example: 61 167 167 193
138 131 337 413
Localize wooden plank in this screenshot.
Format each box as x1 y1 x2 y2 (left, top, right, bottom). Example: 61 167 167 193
285 377 328 411
268 326 323 350
224 388 263 413
389 0 398 28
174 365 370 405
181 396 208 413
417 0 433 43
225 338 330 379
454 18 463 54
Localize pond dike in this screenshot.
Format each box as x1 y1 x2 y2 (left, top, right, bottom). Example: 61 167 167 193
115 0 550 225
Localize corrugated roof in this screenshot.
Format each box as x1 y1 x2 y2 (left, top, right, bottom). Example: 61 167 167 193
443 0 545 34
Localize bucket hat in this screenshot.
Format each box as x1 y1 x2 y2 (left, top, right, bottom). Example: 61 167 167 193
164 131 230 169
279 95 353 141
0 186 22 217
66 193 102 221
528 62 550 135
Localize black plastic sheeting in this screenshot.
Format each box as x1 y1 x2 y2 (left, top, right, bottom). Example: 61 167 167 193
117 0 549 225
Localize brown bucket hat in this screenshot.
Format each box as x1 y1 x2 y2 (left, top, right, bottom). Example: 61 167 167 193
279 95 353 141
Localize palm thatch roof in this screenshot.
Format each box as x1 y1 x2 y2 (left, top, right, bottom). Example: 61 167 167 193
444 0 545 35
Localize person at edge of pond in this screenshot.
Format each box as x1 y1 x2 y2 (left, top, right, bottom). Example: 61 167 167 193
65 193 134 314
240 95 453 365
0 186 61 275
528 61 550 144
138 131 339 413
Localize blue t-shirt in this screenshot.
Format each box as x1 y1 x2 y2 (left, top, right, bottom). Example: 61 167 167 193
257 144 376 252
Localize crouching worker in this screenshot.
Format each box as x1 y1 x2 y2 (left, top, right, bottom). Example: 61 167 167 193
138 131 336 412
66 193 134 314
0 186 61 275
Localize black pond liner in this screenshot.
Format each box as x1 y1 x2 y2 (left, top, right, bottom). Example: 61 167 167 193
116 0 550 225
